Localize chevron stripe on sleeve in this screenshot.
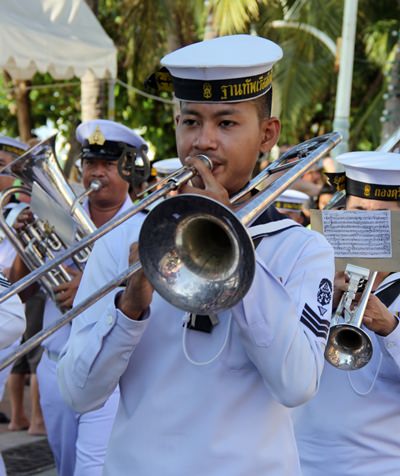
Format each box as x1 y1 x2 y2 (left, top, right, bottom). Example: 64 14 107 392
300 303 330 339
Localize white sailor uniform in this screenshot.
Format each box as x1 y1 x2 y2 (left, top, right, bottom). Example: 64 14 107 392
36 196 135 476
58 207 334 476
293 272 400 476
0 273 25 350
0 214 24 414
0 273 25 476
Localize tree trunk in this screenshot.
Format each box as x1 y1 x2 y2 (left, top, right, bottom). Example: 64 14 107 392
14 80 32 142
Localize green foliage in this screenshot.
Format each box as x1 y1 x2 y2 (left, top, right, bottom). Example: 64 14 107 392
1 0 399 157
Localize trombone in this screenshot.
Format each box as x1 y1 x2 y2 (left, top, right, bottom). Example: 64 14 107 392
0 131 341 371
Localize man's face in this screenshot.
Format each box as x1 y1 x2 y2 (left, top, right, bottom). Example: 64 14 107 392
346 195 400 211
0 151 16 191
81 158 129 207
175 101 280 195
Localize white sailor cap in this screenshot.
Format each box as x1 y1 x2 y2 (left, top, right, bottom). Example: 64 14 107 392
160 34 283 103
274 189 309 212
152 158 182 177
76 119 148 161
0 136 28 156
334 151 400 201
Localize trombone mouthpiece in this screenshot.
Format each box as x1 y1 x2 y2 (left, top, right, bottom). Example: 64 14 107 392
89 180 102 191
195 154 213 170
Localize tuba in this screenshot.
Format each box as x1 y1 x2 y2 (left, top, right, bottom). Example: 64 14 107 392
0 134 98 302
324 264 376 370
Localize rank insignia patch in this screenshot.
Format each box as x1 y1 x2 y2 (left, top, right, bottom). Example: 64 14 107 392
300 303 330 339
317 279 332 306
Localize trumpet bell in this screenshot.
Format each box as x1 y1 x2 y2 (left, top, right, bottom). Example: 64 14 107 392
139 194 255 314
324 323 373 370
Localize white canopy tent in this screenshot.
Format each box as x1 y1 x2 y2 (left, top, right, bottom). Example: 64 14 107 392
0 0 117 120
0 0 116 79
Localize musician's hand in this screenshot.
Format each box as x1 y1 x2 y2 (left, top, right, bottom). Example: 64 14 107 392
178 156 231 207
333 271 348 309
117 242 153 320
362 294 398 336
13 208 34 231
54 267 82 309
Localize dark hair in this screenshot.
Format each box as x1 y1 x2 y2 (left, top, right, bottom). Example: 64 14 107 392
251 88 273 121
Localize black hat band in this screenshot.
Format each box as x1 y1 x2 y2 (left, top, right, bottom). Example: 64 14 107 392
275 201 303 211
326 172 400 201
0 144 25 156
171 70 272 102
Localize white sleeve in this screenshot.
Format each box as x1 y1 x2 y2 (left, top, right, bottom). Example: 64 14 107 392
0 277 26 349
232 230 335 407
57 225 148 413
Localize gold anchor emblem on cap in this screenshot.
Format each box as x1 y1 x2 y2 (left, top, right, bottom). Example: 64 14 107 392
88 126 106 145
364 184 371 197
203 82 212 99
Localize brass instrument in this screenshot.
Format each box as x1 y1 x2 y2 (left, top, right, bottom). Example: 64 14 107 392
322 131 399 368
0 135 98 301
325 264 376 370
0 131 341 370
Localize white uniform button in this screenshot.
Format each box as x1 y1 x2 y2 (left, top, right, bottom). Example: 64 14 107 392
107 314 114 325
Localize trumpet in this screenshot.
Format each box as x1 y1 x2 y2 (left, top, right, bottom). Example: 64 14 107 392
325 264 376 370
0 132 342 370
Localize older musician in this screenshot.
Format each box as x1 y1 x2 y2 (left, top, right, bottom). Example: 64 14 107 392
293 151 400 476
10 120 148 476
58 35 335 476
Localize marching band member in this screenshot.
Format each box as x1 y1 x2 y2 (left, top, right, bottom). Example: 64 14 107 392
0 272 25 476
273 189 310 225
293 151 400 476
0 136 43 436
10 120 148 476
58 35 334 475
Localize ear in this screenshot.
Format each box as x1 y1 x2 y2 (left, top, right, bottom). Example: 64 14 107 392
260 117 280 154
175 114 180 126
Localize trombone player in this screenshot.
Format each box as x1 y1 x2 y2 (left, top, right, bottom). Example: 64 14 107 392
58 35 335 475
9 120 148 476
293 151 400 476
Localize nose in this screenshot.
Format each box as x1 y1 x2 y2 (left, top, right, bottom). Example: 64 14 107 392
192 123 217 152
90 162 107 177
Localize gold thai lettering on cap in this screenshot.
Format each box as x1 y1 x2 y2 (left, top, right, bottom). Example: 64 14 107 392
220 71 272 101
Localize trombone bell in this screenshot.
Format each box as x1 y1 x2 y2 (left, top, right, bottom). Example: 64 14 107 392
139 194 255 314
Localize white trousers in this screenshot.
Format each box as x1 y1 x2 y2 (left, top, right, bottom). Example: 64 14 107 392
37 352 119 476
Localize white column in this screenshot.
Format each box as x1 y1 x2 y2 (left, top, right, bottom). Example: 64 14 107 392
332 0 359 169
